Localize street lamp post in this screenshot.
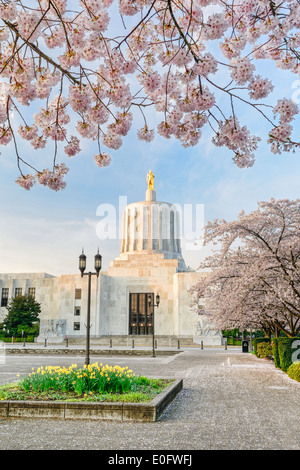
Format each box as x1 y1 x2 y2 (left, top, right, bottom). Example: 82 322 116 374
147 293 160 358
79 248 102 366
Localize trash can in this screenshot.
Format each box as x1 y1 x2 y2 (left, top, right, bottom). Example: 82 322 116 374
242 340 249 353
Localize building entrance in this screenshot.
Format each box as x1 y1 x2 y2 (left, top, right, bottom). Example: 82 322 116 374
129 293 154 335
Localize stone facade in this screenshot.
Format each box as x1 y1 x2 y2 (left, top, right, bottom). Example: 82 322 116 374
0 187 223 345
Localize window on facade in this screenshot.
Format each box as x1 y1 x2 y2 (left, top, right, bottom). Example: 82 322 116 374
74 307 81 316
75 288 82 299
129 293 154 335
28 287 36 298
74 322 80 331
14 288 22 297
1 288 9 307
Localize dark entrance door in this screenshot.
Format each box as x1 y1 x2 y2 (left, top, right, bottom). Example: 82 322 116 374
129 293 154 335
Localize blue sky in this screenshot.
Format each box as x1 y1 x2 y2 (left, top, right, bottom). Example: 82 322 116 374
0 47 300 276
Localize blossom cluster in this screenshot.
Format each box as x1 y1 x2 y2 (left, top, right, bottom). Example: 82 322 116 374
16 163 69 191
0 0 299 189
212 117 260 168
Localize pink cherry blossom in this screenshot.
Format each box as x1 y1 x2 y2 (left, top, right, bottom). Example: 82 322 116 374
190 199 300 336
137 125 155 142
43 27 65 49
248 75 274 99
202 13 229 40
64 136 81 157
76 121 98 139
102 132 122 150
94 152 111 167
193 53 218 77
0 1 17 21
16 174 36 190
31 136 47 149
36 164 69 191
230 57 255 85
212 116 260 164
0 0 299 189
69 85 92 114
17 11 42 42
18 125 38 141
88 104 110 125
273 98 299 123
0 125 12 145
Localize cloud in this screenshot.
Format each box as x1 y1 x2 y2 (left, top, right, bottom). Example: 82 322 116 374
0 214 120 276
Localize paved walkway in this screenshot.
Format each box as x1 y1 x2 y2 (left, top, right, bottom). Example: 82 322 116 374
0 348 299 450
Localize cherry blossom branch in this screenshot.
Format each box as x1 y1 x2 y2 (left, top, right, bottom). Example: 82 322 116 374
2 19 80 85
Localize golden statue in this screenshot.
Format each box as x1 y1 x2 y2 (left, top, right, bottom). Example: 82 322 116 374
147 170 155 190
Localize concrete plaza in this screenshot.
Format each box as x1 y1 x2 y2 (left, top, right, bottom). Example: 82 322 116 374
0 347 299 450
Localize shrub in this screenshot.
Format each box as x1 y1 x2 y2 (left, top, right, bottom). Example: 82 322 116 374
225 337 241 346
277 338 299 372
2 336 34 343
253 337 270 356
287 362 300 382
272 339 280 368
256 341 273 359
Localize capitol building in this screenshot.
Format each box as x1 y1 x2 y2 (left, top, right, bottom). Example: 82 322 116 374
0 172 222 346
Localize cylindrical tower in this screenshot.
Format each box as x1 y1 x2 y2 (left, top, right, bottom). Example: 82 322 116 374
119 187 186 271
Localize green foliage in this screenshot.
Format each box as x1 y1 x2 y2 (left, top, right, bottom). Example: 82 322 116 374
272 339 281 368
222 328 241 338
14 363 171 398
0 363 172 403
287 362 300 382
1 336 35 343
277 338 299 372
226 338 241 345
3 294 41 337
256 341 273 359
253 337 270 356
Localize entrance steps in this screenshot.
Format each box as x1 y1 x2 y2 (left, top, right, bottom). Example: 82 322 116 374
69 335 195 347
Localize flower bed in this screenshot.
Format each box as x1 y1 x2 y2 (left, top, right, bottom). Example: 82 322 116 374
0 363 183 421
0 362 172 403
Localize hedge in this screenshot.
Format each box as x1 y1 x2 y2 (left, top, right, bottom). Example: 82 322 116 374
272 339 280 368
256 341 273 359
0 336 35 343
276 338 299 372
253 337 271 356
287 362 300 382
225 338 242 346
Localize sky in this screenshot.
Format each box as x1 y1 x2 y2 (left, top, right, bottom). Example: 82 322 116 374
0 11 300 276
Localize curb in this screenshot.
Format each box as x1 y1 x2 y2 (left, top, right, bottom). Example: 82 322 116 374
4 348 182 356
0 379 183 422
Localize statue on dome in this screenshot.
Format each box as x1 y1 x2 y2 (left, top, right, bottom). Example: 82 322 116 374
147 170 155 190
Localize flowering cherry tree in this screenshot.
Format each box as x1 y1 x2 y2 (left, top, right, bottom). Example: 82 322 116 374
0 0 300 190
190 199 300 337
